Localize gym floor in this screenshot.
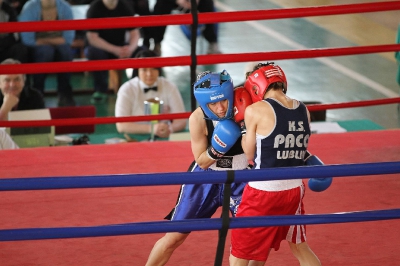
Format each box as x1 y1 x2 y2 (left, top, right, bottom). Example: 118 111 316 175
43 0 400 143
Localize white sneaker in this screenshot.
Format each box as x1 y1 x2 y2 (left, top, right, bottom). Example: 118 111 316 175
207 42 222 54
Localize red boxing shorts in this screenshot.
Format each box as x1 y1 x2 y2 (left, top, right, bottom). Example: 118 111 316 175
230 183 306 261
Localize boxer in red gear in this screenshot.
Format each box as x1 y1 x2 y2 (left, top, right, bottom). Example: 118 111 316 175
230 63 321 266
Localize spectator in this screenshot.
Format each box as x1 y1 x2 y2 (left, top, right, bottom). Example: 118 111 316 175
19 0 76 107
85 0 146 104
229 63 321 266
115 50 186 140
0 58 45 121
0 0 29 63
4 0 28 15
148 0 220 55
130 0 152 49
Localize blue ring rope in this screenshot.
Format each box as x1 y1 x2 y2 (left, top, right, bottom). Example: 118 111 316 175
1 161 399 242
0 161 399 191
1 209 399 241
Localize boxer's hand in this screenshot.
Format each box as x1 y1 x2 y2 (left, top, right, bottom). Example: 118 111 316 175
2 93 19 111
207 120 241 160
304 151 333 192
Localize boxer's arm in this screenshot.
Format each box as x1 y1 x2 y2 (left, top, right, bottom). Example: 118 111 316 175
304 151 333 192
243 105 257 161
189 108 215 169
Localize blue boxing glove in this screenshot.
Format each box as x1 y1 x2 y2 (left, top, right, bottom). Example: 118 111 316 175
304 151 332 192
207 119 241 160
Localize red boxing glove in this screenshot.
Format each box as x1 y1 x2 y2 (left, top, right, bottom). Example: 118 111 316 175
233 86 253 123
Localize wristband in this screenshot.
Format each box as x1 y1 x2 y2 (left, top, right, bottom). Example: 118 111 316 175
206 146 224 160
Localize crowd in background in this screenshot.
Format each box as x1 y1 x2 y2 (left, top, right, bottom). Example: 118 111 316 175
0 0 219 107
1 0 222 148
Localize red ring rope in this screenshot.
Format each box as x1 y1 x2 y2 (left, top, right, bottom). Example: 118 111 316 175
306 97 400 111
1 1 399 128
1 44 399 74
1 98 399 128
1 1 399 33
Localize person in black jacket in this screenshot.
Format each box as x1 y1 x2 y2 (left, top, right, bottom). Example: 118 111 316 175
0 58 45 121
0 0 29 63
85 0 147 103
147 0 221 55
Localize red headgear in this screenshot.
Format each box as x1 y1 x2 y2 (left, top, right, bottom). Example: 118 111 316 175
244 63 287 102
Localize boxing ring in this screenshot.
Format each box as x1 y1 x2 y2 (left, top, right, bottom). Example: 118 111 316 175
1 1 400 265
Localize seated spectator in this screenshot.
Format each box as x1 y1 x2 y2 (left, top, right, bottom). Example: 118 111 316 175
0 58 45 121
0 129 19 149
115 50 187 140
85 0 146 104
4 0 28 15
19 0 76 107
148 0 220 55
131 0 151 49
65 0 89 60
0 0 29 63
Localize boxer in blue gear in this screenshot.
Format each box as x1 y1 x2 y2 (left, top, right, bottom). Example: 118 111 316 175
145 70 250 266
167 119 245 221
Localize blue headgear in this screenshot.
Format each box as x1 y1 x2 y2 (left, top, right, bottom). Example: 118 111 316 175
193 70 234 121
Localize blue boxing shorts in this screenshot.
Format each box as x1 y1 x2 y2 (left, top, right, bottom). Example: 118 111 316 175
165 155 248 221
